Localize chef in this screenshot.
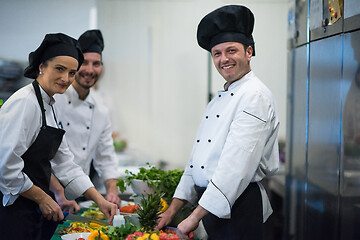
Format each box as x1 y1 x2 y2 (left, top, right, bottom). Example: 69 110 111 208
156 5 280 240
0 33 117 240
51 29 121 212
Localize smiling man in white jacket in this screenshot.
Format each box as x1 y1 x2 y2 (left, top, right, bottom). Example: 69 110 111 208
51 30 121 212
156 5 279 240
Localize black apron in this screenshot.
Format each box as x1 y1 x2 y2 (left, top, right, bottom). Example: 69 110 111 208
195 182 264 240
0 80 65 240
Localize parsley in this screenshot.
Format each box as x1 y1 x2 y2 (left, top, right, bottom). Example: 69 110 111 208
117 163 183 202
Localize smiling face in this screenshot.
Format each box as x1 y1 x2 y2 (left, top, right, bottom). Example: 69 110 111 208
74 52 103 90
38 56 78 96
211 42 252 89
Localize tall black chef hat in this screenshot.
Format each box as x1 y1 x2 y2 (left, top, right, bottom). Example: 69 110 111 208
24 33 84 79
78 29 104 54
197 5 255 56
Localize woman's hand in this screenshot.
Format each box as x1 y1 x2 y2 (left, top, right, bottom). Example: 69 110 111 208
83 187 117 224
38 195 64 221
97 199 118 224
21 185 64 222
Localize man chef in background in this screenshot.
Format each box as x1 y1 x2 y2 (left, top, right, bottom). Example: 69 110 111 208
51 29 121 212
156 5 280 240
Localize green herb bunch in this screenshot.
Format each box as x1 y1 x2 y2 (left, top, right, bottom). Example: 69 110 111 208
117 163 184 202
100 223 138 240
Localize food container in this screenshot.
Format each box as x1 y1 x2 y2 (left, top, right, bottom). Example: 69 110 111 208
61 232 91 240
130 179 159 195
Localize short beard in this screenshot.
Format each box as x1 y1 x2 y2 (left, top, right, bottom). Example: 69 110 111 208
75 75 97 89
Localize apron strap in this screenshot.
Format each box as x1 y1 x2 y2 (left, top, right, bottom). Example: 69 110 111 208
32 80 47 127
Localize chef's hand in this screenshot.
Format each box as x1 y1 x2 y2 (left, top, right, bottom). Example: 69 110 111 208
97 199 117 224
156 198 187 231
177 215 199 236
58 199 80 214
20 185 64 222
105 179 121 207
156 209 174 230
178 205 209 235
84 187 117 224
38 195 64 222
50 174 80 213
105 192 121 207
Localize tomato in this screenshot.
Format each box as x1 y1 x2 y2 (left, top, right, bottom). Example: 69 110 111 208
120 205 140 213
159 233 180 240
188 232 194 239
125 231 144 240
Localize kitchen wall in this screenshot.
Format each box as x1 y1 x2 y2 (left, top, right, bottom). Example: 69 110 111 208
0 0 288 169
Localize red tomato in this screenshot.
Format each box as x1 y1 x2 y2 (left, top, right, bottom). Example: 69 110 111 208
125 231 144 240
159 233 180 240
120 205 140 213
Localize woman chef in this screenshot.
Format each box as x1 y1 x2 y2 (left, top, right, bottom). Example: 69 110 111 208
0 33 117 239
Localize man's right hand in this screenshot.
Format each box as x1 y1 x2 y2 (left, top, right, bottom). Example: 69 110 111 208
156 209 175 230
155 198 187 230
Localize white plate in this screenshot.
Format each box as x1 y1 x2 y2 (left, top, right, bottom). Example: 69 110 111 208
61 232 91 240
78 200 96 209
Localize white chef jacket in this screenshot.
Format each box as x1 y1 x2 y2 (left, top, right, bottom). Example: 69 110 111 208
54 85 119 183
0 83 94 206
174 71 279 221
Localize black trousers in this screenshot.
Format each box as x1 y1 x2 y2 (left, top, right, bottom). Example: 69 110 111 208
0 194 58 240
195 182 264 240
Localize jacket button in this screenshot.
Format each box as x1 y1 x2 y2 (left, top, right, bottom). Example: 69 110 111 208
216 115 220 118
218 95 221 97
201 166 204 169
68 101 71 104
190 165 193 168
83 147 86 150
231 93 234 96
67 122 70 126
197 140 200 143
205 116 208 119
89 106 93 109
208 139 211 143
86 126 90 130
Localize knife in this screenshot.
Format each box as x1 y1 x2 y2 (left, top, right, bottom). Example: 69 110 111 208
63 211 109 226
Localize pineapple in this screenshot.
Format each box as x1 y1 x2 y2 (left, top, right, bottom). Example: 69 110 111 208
137 191 164 232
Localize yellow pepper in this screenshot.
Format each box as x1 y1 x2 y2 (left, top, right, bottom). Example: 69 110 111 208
87 230 110 240
151 233 160 240
89 222 102 229
137 233 150 240
158 198 169 213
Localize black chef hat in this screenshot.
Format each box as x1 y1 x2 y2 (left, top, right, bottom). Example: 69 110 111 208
24 33 84 79
78 29 104 54
197 5 255 56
